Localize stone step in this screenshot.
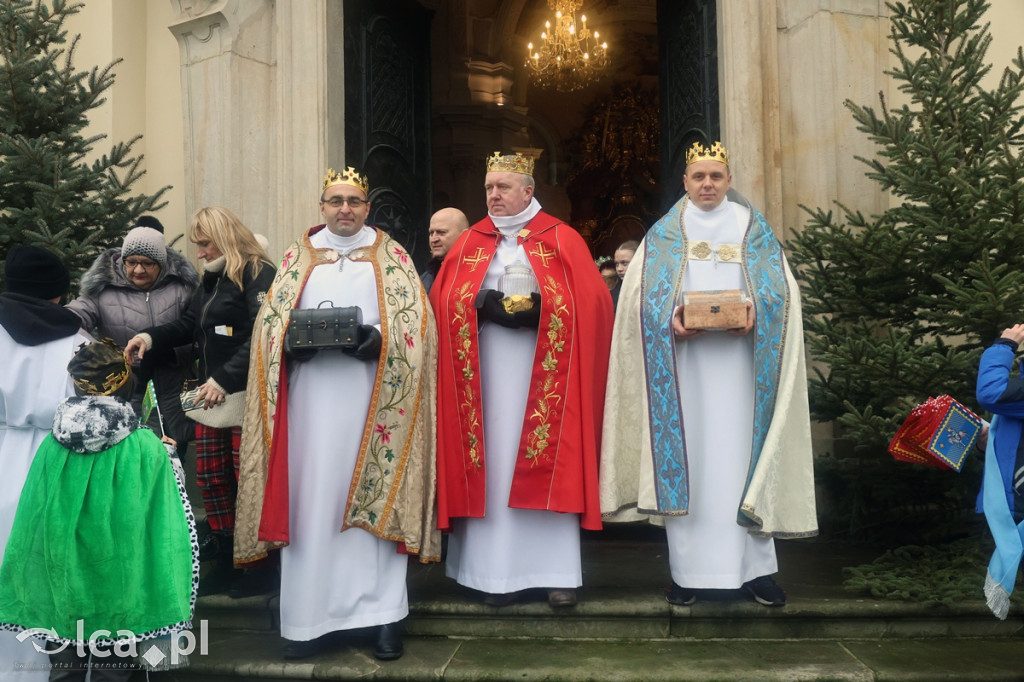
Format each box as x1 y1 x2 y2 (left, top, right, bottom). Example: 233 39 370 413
196 587 1023 643
150 632 1024 682
171 535 1024 680
409 591 1024 641
194 534 1024 643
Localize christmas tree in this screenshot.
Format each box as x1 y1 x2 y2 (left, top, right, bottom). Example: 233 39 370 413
0 0 168 287
787 0 1024 540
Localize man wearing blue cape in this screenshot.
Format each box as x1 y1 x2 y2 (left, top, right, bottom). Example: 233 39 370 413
600 141 817 607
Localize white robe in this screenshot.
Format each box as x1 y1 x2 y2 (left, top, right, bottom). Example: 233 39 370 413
601 195 817 585
0 324 90 680
662 199 776 589
445 200 581 594
279 226 408 641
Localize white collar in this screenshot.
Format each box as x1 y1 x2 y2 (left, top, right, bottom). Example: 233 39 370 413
314 225 374 251
490 197 542 235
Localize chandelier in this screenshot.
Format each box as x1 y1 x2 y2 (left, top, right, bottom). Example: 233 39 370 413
524 0 609 93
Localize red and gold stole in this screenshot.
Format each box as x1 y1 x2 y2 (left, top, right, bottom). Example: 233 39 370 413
432 211 589 522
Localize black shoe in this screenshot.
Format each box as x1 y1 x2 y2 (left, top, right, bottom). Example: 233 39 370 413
229 564 279 598
666 582 696 606
743 575 787 606
547 588 577 607
373 622 403 661
482 591 519 607
197 533 226 562
282 636 328 660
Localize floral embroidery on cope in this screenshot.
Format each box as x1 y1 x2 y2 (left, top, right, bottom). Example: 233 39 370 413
261 244 310 421
453 281 482 467
525 275 568 462
348 240 423 523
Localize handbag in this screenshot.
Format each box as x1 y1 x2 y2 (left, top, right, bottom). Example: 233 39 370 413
285 302 362 356
180 383 246 429
888 395 982 472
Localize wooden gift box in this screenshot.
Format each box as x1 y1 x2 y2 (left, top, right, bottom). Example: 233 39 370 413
887 395 982 472
682 289 748 330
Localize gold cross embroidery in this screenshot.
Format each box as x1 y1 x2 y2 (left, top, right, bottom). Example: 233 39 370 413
529 243 556 268
463 247 490 271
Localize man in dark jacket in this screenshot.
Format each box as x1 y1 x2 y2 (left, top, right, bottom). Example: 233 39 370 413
420 207 469 293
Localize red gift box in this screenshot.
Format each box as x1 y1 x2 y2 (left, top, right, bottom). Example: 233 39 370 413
888 395 982 472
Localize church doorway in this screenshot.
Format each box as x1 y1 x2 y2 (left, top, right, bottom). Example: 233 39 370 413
344 0 435 266
343 0 719 264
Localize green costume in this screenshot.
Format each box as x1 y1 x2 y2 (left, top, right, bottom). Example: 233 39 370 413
0 396 196 645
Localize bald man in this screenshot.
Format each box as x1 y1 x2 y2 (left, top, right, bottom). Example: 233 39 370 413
421 207 469 292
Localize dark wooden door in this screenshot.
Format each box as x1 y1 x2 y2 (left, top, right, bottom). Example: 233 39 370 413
344 0 433 266
658 0 719 211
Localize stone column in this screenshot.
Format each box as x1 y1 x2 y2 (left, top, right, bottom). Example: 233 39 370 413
168 0 276 240
272 0 344 258
775 1 891 238
168 0 339 259
718 0 891 240
717 0 783 230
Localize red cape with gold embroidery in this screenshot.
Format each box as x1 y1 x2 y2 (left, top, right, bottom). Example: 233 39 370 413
430 211 613 531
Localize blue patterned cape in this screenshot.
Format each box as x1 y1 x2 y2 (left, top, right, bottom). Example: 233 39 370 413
639 194 790 518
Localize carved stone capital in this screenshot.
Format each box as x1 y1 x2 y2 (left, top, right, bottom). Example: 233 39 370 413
168 0 273 65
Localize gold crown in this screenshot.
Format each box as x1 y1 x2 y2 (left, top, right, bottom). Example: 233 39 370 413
323 166 369 194
685 141 729 166
73 365 131 396
486 151 535 176
70 339 132 396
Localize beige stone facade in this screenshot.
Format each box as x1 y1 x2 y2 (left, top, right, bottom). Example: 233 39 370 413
66 0 1023 257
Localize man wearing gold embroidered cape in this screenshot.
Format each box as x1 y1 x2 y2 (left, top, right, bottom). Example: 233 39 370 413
600 142 816 607
234 167 439 661
432 152 613 608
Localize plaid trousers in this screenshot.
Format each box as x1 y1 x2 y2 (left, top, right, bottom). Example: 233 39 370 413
194 423 242 533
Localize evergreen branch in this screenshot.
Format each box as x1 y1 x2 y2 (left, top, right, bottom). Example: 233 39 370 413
0 0 172 289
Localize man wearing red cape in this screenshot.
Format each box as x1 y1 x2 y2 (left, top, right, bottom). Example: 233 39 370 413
431 152 613 607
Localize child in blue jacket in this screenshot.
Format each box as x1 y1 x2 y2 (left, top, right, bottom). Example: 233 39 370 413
975 324 1024 618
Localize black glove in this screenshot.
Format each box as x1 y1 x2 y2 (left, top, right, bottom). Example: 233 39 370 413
475 290 541 329
513 292 542 329
343 324 382 361
287 347 318 363
476 289 515 328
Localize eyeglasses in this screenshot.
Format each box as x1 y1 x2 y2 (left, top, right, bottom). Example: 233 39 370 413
125 258 159 270
322 196 367 208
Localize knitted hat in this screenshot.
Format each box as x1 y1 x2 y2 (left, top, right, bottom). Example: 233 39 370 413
122 227 167 268
134 215 165 233
4 245 70 299
68 339 133 398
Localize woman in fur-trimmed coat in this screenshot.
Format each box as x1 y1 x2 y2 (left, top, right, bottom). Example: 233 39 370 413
67 230 199 444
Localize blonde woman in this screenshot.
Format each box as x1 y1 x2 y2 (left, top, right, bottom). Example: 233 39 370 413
126 207 275 597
